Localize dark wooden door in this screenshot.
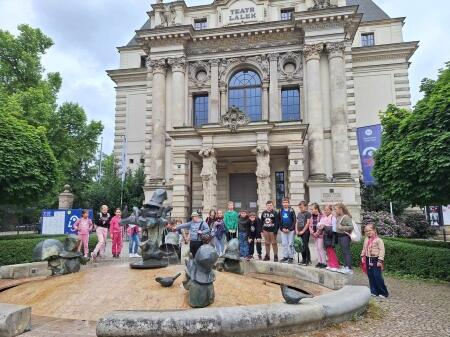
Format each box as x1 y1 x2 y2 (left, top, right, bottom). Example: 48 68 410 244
229 173 258 212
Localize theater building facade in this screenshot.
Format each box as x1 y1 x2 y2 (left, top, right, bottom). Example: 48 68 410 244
108 0 418 220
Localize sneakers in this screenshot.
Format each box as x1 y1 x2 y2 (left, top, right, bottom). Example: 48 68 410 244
378 295 387 299
258 255 262 260
338 267 354 275
263 255 270 261
91 252 97 262
129 253 141 258
326 267 339 272
274 255 278 262
315 263 327 268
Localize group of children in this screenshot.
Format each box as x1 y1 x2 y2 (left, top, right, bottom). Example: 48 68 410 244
72 206 140 260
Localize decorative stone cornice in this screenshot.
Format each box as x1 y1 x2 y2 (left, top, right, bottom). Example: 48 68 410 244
326 41 346 60
168 57 186 73
147 58 167 75
220 106 250 133
303 43 324 61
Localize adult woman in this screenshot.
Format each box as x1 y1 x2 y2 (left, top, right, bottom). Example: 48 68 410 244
205 209 217 228
335 203 354 274
322 205 339 271
91 205 110 260
310 203 326 268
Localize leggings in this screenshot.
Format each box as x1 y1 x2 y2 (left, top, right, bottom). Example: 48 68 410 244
338 234 352 268
314 236 327 264
77 233 89 257
111 231 123 256
93 226 108 257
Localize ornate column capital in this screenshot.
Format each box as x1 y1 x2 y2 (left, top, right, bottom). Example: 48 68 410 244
262 81 269 90
148 58 167 75
268 53 279 62
303 43 324 62
209 59 220 67
168 57 186 73
326 41 346 60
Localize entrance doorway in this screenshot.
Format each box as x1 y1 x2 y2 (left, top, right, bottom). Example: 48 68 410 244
229 173 258 212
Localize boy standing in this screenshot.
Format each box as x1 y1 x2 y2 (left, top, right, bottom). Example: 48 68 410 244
278 198 296 263
238 210 250 259
247 212 262 260
260 201 279 262
224 201 239 241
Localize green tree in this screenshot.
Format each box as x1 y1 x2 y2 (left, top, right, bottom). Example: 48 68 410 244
360 181 408 215
373 62 450 206
79 154 145 213
0 111 59 205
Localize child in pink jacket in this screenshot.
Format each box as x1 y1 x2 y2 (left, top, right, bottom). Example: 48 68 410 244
73 210 93 257
110 208 123 258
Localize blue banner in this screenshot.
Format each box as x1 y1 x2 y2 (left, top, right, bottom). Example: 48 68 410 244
41 209 93 235
357 124 382 185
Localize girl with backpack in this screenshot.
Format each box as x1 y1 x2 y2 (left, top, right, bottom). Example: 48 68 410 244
335 203 354 274
322 205 340 271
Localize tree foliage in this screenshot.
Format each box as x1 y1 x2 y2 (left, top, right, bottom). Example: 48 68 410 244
78 154 145 214
373 63 450 206
0 25 103 209
0 111 58 204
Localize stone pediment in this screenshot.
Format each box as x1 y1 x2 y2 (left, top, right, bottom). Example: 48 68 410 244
220 106 250 132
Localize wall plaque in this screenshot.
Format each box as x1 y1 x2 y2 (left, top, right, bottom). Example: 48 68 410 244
321 192 342 203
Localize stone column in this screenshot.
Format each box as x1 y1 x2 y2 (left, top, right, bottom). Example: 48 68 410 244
252 145 271 214
304 43 326 181
219 85 227 116
199 147 217 213
262 82 269 120
288 145 305 210
269 53 279 121
210 60 220 123
168 57 186 128
58 185 74 209
327 41 352 180
171 151 190 221
148 59 167 183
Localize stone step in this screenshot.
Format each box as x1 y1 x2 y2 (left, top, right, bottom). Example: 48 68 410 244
0 303 31 337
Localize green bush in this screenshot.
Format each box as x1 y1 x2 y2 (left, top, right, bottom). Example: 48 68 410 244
336 237 450 281
386 238 450 249
0 234 98 266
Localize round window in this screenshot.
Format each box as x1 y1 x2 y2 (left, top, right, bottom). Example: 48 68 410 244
283 62 296 73
196 70 208 82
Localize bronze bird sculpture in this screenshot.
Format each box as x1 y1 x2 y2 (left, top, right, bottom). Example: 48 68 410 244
155 273 181 287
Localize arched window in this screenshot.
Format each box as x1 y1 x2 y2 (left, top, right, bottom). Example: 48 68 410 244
228 70 262 121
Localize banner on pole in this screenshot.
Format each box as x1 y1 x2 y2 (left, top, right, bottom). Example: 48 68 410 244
357 124 382 185
120 136 127 182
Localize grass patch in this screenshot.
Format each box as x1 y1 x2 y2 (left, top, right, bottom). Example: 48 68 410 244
366 299 386 320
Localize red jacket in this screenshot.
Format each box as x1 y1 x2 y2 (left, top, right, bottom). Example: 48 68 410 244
110 215 122 234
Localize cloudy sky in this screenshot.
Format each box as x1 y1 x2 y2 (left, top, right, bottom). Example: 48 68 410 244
0 0 449 154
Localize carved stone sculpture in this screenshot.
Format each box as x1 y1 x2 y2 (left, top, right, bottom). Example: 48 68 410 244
253 145 271 212
310 0 337 10
159 4 176 27
183 244 219 308
220 106 250 132
199 147 217 212
120 189 174 269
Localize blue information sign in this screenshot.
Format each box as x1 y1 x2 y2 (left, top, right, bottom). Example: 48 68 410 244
41 209 93 235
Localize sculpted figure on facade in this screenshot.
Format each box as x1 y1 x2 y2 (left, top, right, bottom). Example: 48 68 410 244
159 4 177 27
199 147 217 211
252 144 271 211
310 0 337 10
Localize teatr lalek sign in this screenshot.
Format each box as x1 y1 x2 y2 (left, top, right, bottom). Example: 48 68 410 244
229 7 257 21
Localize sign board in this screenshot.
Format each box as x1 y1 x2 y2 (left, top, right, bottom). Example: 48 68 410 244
41 209 93 235
357 124 382 185
223 0 261 25
442 205 450 226
321 192 343 203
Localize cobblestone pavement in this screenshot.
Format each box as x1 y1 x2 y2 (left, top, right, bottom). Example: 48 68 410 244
288 271 450 337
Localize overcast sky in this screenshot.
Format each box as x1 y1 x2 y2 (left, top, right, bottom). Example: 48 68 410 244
0 0 449 154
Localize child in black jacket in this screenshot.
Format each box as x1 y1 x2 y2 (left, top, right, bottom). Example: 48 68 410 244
247 212 262 260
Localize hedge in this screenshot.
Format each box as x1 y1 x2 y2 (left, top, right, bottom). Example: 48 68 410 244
336 237 450 281
0 235 98 266
385 238 450 249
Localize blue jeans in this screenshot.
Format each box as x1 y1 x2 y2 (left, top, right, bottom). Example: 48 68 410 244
366 257 389 297
238 232 249 257
129 233 140 254
214 236 224 255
